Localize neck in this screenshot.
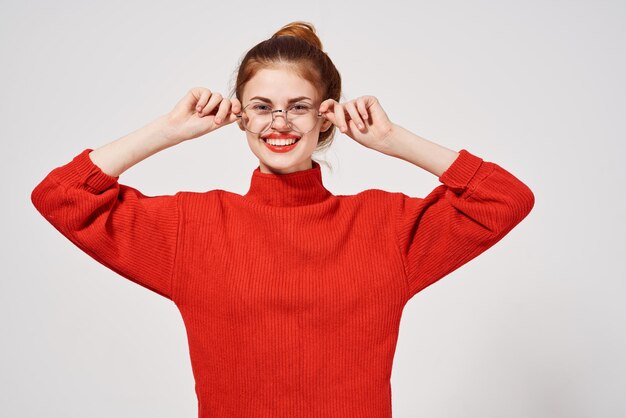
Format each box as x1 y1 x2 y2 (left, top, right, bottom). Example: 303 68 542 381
244 160 332 207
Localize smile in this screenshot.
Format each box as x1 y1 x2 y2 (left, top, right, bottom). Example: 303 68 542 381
261 136 301 153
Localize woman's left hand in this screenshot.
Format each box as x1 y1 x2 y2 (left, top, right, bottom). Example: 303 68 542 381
319 95 395 151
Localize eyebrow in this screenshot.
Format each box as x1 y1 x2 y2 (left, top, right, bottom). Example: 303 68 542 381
249 96 313 104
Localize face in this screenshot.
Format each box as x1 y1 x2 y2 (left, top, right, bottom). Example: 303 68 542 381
239 67 332 174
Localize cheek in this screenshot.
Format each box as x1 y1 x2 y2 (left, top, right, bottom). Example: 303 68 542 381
246 132 261 143
246 135 263 154
301 135 319 151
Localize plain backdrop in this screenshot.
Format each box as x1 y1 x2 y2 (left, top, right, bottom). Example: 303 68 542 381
2 1 625 417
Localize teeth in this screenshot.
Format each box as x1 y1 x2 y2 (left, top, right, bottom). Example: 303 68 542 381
265 138 298 146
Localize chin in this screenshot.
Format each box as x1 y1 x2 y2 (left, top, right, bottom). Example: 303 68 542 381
262 154 309 169
262 150 316 174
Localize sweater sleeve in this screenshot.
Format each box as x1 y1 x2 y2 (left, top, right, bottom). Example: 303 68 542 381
30 148 180 301
394 149 535 299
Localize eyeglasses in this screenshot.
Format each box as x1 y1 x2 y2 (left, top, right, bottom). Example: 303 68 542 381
235 102 324 135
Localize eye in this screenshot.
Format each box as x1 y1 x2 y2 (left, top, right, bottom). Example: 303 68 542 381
289 103 312 113
251 104 272 112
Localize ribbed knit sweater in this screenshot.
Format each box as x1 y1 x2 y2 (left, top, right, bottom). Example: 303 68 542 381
31 147 534 418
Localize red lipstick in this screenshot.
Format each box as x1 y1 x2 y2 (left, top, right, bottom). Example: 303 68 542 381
261 133 301 153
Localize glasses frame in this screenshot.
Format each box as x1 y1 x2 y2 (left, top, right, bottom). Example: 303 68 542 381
235 102 325 135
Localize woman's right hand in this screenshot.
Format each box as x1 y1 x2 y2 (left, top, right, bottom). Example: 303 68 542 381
163 87 242 144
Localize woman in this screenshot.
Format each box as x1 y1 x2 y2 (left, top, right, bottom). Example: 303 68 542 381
31 21 534 418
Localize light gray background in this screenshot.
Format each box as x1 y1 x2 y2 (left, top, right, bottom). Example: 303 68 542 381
2 1 624 417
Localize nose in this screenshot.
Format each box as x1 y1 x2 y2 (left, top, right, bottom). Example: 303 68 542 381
270 110 291 131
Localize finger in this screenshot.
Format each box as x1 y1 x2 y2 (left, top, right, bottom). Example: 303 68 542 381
230 97 242 114
335 103 348 133
318 98 337 114
318 99 340 128
356 97 369 122
195 88 211 112
345 101 365 131
320 108 339 126
226 98 242 123
200 92 222 117
214 98 231 124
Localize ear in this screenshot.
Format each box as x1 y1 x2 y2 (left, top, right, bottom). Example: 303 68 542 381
237 120 245 131
320 119 333 133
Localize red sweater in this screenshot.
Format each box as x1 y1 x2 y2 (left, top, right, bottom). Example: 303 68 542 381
31 148 534 417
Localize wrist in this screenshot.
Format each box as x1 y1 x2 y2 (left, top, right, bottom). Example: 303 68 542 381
374 123 401 157
154 113 183 146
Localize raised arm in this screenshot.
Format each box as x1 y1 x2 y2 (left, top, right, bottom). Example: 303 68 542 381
31 88 242 300
31 148 180 299
316 96 535 299
384 124 535 298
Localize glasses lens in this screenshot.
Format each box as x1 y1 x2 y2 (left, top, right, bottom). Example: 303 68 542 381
241 104 272 134
241 103 319 134
287 104 318 134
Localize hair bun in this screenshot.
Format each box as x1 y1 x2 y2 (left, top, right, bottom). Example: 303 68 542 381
271 21 323 51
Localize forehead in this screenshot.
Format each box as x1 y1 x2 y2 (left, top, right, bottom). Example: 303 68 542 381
243 67 319 103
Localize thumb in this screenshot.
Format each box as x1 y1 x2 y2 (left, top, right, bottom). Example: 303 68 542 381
321 111 339 127
226 110 240 125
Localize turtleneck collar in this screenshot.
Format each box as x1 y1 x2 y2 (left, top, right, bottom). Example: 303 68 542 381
243 160 333 207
